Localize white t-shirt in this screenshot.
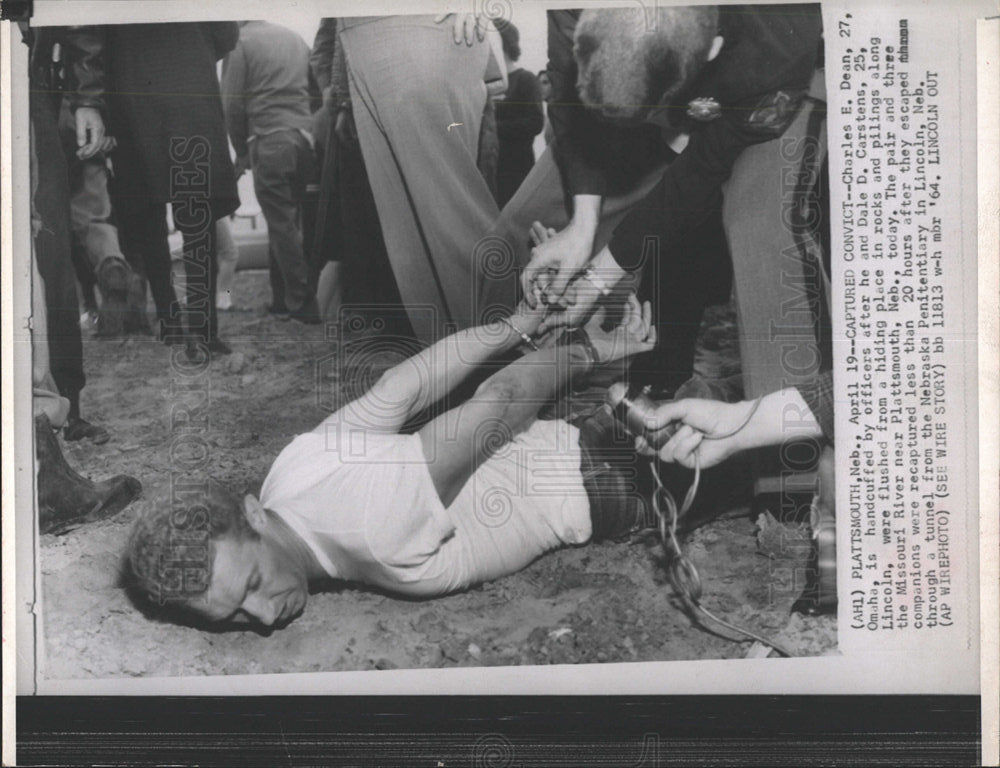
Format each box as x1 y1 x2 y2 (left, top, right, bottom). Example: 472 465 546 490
259 418 592 597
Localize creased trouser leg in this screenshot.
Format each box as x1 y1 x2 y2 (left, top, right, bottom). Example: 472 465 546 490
341 17 499 342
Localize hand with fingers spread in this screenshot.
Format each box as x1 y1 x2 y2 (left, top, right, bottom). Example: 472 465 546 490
583 293 657 366
524 221 559 306
434 12 490 45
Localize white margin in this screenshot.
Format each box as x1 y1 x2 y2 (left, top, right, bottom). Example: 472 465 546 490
0 3 992 756
976 16 999 768
1 20 17 768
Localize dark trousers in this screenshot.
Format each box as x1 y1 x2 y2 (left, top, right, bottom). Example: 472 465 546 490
250 129 313 313
31 91 85 415
176 215 220 343
630 190 733 395
113 195 221 342
312 113 407 323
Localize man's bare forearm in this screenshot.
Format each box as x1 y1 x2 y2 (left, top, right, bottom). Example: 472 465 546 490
336 318 532 433
468 342 592 434
419 341 594 506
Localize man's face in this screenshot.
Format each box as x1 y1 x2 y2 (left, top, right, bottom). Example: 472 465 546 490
538 72 552 101
191 535 309 627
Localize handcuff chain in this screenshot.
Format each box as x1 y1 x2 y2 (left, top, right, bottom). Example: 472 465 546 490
647 435 794 658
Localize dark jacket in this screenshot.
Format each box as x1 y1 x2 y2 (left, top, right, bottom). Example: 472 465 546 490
544 6 822 267
495 67 544 205
104 22 240 213
24 24 105 112
608 4 823 270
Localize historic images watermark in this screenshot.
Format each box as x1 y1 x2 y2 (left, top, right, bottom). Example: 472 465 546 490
766 117 831 604
158 134 215 604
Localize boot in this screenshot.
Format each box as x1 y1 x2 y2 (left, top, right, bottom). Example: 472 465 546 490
63 415 110 445
288 296 322 326
123 271 152 335
35 413 142 534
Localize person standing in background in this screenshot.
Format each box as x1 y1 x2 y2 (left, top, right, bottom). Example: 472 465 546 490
55 97 144 338
24 22 142 533
105 21 241 356
214 217 239 311
336 14 502 343
309 19 410 328
537 70 556 146
25 24 114 442
222 21 320 324
494 23 544 207
309 17 339 174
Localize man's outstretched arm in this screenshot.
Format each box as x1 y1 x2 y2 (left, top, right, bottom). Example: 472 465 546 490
420 297 655 506
318 304 547 436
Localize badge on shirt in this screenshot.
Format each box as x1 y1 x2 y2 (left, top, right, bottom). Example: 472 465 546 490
746 90 806 135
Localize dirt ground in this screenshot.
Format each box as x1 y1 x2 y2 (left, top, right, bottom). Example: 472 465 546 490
40 272 836 679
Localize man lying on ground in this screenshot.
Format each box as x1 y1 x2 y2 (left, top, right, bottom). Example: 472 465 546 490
127 296 657 627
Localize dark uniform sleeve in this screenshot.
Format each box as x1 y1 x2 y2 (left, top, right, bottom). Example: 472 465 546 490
60 26 106 113
546 10 666 203
607 4 823 270
206 22 240 61
310 18 339 96
220 38 249 161
796 370 834 443
608 113 762 270
329 29 350 107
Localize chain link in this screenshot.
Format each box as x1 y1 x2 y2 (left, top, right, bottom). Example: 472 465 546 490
647 452 795 658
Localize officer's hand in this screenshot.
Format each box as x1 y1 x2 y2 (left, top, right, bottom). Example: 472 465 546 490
637 399 756 469
535 273 600 334
75 107 106 161
522 220 594 308
90 135 117 157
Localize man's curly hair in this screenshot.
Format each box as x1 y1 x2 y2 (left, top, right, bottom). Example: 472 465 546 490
126 482 256 607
